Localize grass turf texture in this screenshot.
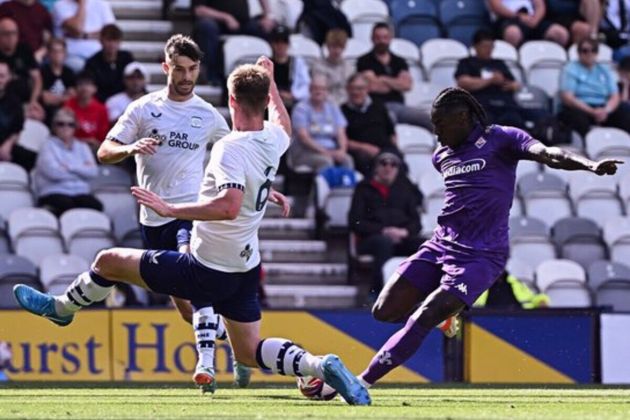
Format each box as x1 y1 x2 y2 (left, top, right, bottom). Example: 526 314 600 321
1 384 629 419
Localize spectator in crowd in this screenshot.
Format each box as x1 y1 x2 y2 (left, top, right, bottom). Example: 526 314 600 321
64 70 108 147
357 22 431 129
33 107 102 216
348 151 423 295
297 0 352 45
456 29 527 128
290 73 353 172
192 0 276 85
269 24 309 111
342 73 399 177
487 0 569 47
52 0 115 72
106 61 147 124
0 0 53 62
84 24 134 103
0 17 44 116
0 59 36 170
618 56 630 101
545 0 601 44
40 37 75 123
559 38 630 136
602 0 630 61
473 270 549 309
312 28 354 105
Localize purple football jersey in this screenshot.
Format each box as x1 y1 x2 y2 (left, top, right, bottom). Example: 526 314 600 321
428 124 539 256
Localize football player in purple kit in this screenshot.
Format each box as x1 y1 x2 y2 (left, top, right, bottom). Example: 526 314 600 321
357 87 623 388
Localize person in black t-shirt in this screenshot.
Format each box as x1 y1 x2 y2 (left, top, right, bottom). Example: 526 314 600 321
357 22 431 129
455 29 528 128
269 25 309 112
40 38 76 123
342 73 399 177
84 24 134 102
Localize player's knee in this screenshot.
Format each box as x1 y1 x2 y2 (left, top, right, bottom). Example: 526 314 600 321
503 26 522 46
92 249 122 279
371 301 398 323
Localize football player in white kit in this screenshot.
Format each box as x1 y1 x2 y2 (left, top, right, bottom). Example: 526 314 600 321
13 57 371 406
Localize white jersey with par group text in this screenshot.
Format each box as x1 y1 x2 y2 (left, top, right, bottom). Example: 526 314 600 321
191 122 291 272
106 89 230 226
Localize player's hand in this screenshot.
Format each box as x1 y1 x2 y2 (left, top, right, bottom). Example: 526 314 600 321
131 186 173 217
256 56 274 75
592 159 623 176
129 138 160 156
269 189 291 217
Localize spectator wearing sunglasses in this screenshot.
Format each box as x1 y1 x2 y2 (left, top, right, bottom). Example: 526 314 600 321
348 151 423 295
558 38 630 137
33 107 102 216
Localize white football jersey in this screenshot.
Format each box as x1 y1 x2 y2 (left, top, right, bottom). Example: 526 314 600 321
107 89 230 226
191 122 291 272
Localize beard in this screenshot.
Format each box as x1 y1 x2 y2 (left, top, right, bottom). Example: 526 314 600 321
173 81 194 96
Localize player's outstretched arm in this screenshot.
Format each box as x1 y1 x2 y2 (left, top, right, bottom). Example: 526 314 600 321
97 137 160 164
131 186 244 221
256 56 292 137
527 142 623 176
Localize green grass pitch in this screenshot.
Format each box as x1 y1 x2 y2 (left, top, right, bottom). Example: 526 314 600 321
1 384 629 419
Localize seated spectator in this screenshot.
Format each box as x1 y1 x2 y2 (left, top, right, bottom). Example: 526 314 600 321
64 70 109 147
602 0 630 61
289 74 353 173
348 151 423 295
0 0 53 62
269 25 309 111
33 107 102 216
487 0 569 47
474 270 549 309
0 17 44 117
52 0 115 72
40 37 75 123
84 24 134 103
106 62 147 124
192 0 276 85
0 58 36 170
618 56 630 101
357 22 431 129
312 28 354 105
559 38 630 136
342 73 399 177
545 0 601 44
456 29 527 128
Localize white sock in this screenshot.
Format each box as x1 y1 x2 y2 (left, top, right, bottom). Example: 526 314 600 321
216 315 228 341
54 272 114 316
194 306 218 369
256 338 324 379
358 376 371 388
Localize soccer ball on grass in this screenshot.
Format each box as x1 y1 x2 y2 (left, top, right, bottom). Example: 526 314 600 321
296 376 338 401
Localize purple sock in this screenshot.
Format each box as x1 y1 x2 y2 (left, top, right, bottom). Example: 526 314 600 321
361 317 431 385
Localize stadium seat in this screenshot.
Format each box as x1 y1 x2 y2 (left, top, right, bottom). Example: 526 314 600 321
568 43 613 65
506 257 536 288
8 207 63 267
439 0 490 46
396 124 435 153
60 209 115 262
514 85 551 114
289 34 321 66
113 209 143 248
420 38 469 90
545 283 592 308
568 172 624 227
390 0 442 46
17 118 50 154
0 216 9 255
382 256 406 285
421 212 438 238
470 39 524 82
509 216 557 269
619 173 630 210
552 217 607 270
404 81 443 111
603 216 630 264
340 0 390 42
0 162 34 220
39 254 89 296
536 258 586 292
0 254 40 308
223 35 272 75
269 0 304 30
404 150 434 186
584 127 630 160
588 260 630 311
518 172 572 227
390 37 424 88
314 173 361 230
515 159 540 182
420 171 444 216
89 165 133 193
519 41 567 97
510 197 524 218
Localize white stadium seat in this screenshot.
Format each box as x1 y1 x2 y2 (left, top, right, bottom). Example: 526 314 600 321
603 216 630 264
568 172 624 227
9 207 63 267
421 38 469 90
585 127 630 160
289 34 321 65
0 162 34 219
536 258 586 292
40 254 89 295
519 41 567 97
341 0 389 42
60 209 115 262
223 35 272 75
396 124 435 154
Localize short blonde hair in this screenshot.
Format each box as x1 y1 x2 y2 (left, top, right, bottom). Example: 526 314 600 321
227 64 270 115
325 29 348 47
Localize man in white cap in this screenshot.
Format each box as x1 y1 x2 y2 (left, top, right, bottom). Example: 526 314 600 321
106 61 148 124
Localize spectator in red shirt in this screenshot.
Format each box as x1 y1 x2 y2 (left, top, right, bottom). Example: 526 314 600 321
0 0 52 62
64 70 109 147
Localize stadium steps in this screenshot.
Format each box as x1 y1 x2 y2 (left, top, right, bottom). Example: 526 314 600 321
264 262 347 285
117 20 173 42
122 41 167 62
260 218 314 240
260 240 328 263
109 0 162 20
265 285 358 308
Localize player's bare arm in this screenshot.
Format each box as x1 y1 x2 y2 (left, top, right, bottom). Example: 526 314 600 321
527 142 623 175
255 56 292 137
97 137 161 164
